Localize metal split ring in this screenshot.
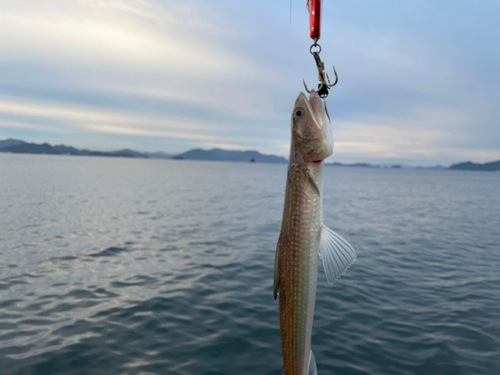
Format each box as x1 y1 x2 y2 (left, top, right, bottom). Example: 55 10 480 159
309 43 322 55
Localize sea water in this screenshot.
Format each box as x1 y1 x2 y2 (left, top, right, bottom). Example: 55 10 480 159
0 153 499 375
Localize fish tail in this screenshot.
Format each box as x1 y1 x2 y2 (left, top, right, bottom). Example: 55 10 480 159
308 350 317 375
280 350 317 375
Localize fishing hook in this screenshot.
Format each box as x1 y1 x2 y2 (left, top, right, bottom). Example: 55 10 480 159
303 43 338 98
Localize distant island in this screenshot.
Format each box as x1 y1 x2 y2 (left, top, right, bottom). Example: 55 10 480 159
1 138 499 170
0 139 286 164
171 148 287 163
448 160 500 172
0 139 172 159
327 162 377 168
325 162 446 170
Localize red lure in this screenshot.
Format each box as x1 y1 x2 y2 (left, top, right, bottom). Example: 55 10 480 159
308 0 322 42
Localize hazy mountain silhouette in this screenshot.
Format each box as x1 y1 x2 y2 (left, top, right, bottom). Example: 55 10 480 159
0 142 138 157
0 140 284 163
0 139 26 149
108 149 172 159
171 148 287 163
449 160 500 171
326 162 376 168
2 139 499 169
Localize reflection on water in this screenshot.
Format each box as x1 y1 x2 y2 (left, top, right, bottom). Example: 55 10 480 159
0 154 499 375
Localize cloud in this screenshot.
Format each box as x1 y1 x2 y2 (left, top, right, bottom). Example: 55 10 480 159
0 0 498 164
0 97 283 151
0 0 288 121
327 105 500 164
0 1 230 75
0 97 222 138
0 120 56 132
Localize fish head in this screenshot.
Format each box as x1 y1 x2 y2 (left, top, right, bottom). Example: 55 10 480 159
291 90 333 162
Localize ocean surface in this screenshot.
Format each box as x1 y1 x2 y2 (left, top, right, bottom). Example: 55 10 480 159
0 153 499 375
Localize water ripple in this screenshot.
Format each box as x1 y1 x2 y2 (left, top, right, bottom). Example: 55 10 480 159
0 156 499 374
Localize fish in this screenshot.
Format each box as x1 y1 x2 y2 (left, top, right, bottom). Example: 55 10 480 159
274 89 356 375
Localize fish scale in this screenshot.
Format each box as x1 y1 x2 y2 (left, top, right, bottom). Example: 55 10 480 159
278 162 321 375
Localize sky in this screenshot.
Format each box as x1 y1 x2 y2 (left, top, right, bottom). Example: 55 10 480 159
0 0 499 166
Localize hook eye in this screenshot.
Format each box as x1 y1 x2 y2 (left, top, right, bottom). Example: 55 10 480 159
317 84 329 98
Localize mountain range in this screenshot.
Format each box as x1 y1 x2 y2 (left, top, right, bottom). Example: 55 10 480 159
172 148 287 163
448 160 500 172
0 139 285 163
0 139 170 159
1 139 499 170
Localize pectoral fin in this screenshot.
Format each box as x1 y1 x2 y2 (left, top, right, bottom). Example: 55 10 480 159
306 169 320 196
319 225 357 285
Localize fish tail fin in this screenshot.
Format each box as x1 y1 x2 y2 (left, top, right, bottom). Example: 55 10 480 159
308 350 317 375
280 351 316 375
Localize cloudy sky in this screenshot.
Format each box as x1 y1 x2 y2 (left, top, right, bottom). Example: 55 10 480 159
0 0 498 165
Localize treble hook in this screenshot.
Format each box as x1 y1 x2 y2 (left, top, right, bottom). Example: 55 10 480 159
303 44 338 98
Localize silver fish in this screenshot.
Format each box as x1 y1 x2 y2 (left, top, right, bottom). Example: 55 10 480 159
274 90 356 375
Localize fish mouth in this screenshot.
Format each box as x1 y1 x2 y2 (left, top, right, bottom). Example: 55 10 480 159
308 91 322 123
308 90 330 124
